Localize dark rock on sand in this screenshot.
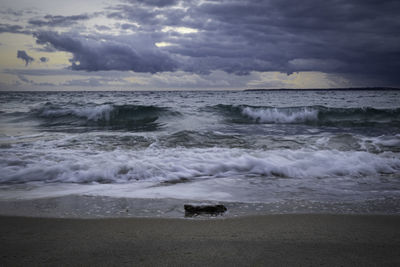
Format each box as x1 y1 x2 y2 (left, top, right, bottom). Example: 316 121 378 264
184 204 227 216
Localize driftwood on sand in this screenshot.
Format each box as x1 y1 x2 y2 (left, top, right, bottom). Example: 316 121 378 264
184 204 227 216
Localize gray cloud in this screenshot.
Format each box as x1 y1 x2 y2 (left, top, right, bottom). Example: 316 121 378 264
119 23 139 31
62 78 104 87
34 31 177 72
123 0 179 7
95 25 111 31
61 76 130 87
17 74 32 83
28 14 90 27
0 23 30 34
27 0 400 85
0 8 24 17
0 23 22 33
17 50 34 66
105 0 399 78
2 68 133 77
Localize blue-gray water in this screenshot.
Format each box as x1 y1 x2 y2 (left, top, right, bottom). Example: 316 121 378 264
0 90 400 216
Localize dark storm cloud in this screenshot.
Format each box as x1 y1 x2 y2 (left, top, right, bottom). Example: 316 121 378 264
28 14 91 27
101 0 400 80
17 50 34 66
2 68 131 77
30 0 400 84
0 23 30 34
184 0 399 78
34 31 177 72
124 0 179 7
0 24 22 33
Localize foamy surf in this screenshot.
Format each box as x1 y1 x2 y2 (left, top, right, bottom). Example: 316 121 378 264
1 147 399 185
211 104 400 126
39 104 114 121
241 106 318 123
1 90 399 216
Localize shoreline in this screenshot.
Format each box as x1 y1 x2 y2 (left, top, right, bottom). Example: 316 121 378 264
1 195 399 219
1 214 400 266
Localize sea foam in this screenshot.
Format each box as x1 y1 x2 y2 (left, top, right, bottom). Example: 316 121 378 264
1 147 399 185
241 106 318 123
40 104 114 121
212 104 400 126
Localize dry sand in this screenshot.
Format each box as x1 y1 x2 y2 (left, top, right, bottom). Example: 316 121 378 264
1 214 399 266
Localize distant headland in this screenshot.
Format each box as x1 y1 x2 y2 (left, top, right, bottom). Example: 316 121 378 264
244 87 400 91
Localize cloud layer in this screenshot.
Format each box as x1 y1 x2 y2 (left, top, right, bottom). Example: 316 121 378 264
28 14 90 27
2 0 400 88
34 31 177 72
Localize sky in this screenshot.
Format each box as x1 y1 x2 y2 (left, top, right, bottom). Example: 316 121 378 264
0 0 399 90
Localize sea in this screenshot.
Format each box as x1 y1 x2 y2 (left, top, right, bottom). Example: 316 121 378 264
0 89 400 218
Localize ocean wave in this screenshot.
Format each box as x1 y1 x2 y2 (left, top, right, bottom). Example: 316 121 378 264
242 106 318 123
1 147 399 185
211 104 400 126
153 130 248 149
39 104 114 121
33 103 180 131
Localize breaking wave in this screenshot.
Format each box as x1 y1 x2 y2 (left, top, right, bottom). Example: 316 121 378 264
1 147 399 184
33 103 180 131
212 104 400 126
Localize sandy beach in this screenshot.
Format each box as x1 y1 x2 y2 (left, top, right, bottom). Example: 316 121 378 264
1 214 399 266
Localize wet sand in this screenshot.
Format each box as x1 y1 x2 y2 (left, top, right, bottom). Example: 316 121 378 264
1 214 399 266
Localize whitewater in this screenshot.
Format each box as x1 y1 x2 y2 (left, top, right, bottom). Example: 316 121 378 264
0 89 399 217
